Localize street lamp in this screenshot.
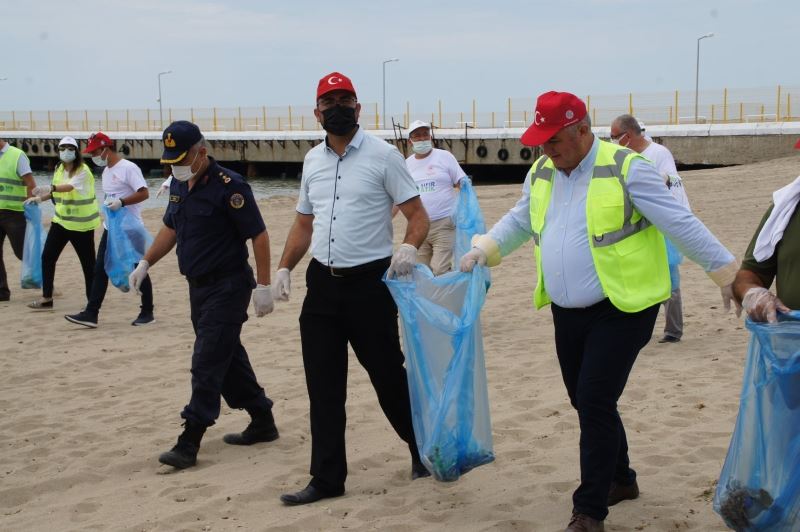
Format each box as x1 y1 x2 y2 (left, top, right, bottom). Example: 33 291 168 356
694 33 714 124
382 58 399 129
157 70 172 130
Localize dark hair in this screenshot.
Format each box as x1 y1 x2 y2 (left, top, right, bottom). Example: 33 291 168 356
58 144 85 178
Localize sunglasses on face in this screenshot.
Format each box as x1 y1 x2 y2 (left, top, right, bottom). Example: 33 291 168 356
58 146 76 151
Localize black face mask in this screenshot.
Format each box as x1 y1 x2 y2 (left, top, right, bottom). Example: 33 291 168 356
321 105 358 136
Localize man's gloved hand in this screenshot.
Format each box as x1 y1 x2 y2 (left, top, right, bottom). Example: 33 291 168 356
387 243 417 278
156 184 169 198
459 247 488 272
742 287 789 323
272 268 291 302
32 185 52 197
129 260 150 295
105 197 123 211
24 196 42 205
721 284 743 317
253 284 274 317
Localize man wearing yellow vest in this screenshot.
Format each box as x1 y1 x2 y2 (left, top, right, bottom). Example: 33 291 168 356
0 138 36 302
460 92 739 532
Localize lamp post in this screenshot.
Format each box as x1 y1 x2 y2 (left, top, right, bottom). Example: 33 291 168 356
694 33 714 124
157 70 172 130
382 58 399 129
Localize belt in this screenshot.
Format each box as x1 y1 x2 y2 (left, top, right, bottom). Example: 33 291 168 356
187 268 248 288
312 257 390 278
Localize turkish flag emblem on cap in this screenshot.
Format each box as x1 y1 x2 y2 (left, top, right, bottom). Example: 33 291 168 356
317 72 357 100
520 91 587 147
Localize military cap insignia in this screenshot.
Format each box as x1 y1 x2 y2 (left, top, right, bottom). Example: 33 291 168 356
229 193 245 209
164 133 176 148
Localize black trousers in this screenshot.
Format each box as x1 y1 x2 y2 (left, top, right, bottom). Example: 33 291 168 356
86 229 153 315
300 258 419 493
41 222 96 300
0 209 26 299
551 299 659 521
181 268 273 427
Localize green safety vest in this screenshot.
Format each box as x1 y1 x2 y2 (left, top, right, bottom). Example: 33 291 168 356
0 145 27 211
528 140 670 313
52 163 101 232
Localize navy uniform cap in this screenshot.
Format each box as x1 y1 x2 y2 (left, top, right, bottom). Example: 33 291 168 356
161 121 203 164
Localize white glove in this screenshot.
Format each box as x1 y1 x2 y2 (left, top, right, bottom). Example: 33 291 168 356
129 260 150 295
272 268 291 302
387 243 417 278
156 184 169 198
459 247 488 272
253 284 274 317
742 287 789 323
721 284 743 316
105 198 123 211
32 185 52 197
24 196 42 205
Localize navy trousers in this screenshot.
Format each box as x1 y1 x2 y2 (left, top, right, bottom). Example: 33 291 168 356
551 299 659 521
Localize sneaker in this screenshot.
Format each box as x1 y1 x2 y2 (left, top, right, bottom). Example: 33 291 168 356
132 311 155 326
28 299 54 311
65 310 98 328
657 334 680 344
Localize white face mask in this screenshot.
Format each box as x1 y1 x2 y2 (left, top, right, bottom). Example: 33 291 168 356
411 140 433 155
59 149 76 163
171 151 200 182
91 149 108 167
609 133 628 147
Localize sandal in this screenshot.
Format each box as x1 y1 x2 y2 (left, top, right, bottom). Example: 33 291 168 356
28 299 54 310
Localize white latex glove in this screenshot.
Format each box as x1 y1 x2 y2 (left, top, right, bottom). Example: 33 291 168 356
387 243 417 278
32 185 51 197
721 284 743 316
129 260 150 295
105 197 123 211
24 196 42 205
272 268 291 302
742 287 789 323
253 284 274 317
459 247 488 272
156 184 170 198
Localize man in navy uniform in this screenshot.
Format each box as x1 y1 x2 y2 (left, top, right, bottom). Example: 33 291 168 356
129 121 278 469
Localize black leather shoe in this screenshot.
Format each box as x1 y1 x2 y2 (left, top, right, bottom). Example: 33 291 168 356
280 484 344 506
607 479 639 506
223 418 279 445
658 334 680 343
411 460 431 480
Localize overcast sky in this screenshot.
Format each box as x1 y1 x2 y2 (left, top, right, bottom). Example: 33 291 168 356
3 0 798 116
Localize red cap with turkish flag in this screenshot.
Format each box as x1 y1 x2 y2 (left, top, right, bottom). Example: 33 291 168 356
317 72 357 100
84 131 113 153
520 91 587 147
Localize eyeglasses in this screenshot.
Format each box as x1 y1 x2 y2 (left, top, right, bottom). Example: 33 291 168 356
609 131 627 141
58 146 76 151
318 96 357 108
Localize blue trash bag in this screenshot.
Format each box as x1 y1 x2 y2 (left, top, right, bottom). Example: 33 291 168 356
665 238 682 291
21 202 47 289
385 265 495 482
454 176 488 267
103 205 153 292
713 310 800 531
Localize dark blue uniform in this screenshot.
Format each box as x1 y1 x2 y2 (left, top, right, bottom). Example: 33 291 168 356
163 158 272 427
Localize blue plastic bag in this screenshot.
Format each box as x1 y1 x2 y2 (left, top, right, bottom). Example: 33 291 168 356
21 202 47 289
713 311 800 530
665 239 682 291
384 176 494 481
103 205 152 292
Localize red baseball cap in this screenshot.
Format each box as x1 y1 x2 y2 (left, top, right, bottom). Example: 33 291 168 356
84 131 113 153
520 91 587 146
317 72 357 100
795 138 800 149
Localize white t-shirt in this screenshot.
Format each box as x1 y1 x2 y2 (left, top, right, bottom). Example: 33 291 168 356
100 158 147 221
641 141 690 210
405 148 465 221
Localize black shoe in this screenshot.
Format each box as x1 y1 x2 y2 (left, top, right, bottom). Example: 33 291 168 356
65 310 98 328
223 415 279 445
132 311 155 326
607 479 639 506
280 484 344 506
657 334 680 343
412 460 431 480
159 421 206 470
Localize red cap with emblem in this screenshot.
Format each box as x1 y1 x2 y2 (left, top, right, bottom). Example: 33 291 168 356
317 72 357 100
520 91 587 147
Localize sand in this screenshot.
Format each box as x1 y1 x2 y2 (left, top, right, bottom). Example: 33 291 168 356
1 153 798 531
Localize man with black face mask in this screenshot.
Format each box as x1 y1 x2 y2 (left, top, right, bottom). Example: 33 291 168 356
273 72 431 505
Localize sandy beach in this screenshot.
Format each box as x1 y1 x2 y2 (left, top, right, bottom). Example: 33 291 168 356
1 152 798 531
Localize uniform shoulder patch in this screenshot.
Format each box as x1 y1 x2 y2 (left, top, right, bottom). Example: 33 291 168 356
229 193 245 209
219 171 232 184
